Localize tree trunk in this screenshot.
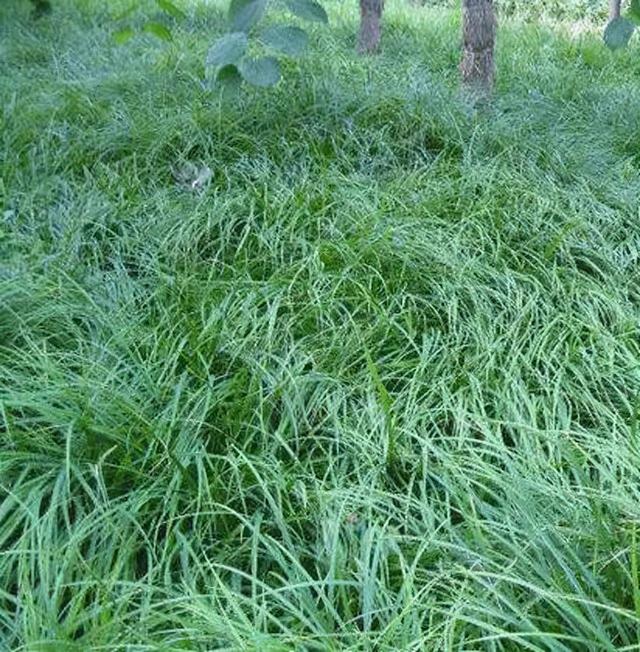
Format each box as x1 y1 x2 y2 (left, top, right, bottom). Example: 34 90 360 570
460 0 496 97
609 0 621 20
358 0 383 54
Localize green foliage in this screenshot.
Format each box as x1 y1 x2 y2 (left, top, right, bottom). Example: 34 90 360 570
238 55 281 85
31 0 52 18
109 0 326 88
112 0 185 45
629 0 640 25
207 0 327 88
206 32 248 66
6 1 640 649
112 3 137 21
155 0 186 20
603 16 635 50
229 0 268 32
216 62 243 88
112 26 135 44
261 24 309 55
285 0 329 23
142 20 173 41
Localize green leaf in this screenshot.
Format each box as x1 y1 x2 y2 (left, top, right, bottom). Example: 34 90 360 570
143 22 174 41
543 221 580 260
206 33 248 67
239 56 281 86
217 64 243 89
156 0 187 20
603 17 635 50
113 27 136 45
229 0 267 32
629 0 640 25
32 0 52 17
285 0 328 23
360 336 396 467
261 25 309 56
112 4 137 21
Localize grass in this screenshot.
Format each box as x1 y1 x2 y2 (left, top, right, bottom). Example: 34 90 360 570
2 0 640 649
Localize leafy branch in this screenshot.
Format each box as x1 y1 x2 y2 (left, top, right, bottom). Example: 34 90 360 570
112 0 328 89
113 0 185 43
206 0 328 88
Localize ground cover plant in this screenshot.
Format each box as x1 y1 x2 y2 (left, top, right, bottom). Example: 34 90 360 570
2 0 640 649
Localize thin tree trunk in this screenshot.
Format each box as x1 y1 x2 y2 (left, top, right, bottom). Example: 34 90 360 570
460 0 496 97
609 0 621 20
358 0 383 54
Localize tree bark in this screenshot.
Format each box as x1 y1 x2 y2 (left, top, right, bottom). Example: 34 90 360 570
460 0 496 97
609 0 621 20
358 0 383 54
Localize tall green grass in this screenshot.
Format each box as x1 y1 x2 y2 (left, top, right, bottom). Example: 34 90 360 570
2 0 640 649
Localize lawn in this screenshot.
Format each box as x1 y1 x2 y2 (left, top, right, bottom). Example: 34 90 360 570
2 0 640 649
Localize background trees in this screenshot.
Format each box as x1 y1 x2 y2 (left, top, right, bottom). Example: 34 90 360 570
27 0 640 97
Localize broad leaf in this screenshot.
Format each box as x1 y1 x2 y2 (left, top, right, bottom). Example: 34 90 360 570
285 0 328 23
229 0 267 32
206 33 248 67
629 0 640 25
143 22 173 41
239 56 281 86
261 25 309 56
113 27 135 44
217 64 243 91
156 0 187 20
603 17 635 50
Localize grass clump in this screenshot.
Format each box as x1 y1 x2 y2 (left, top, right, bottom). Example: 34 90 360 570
2 0 640 649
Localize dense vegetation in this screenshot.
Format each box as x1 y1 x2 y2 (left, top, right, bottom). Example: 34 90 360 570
2 0 640 649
